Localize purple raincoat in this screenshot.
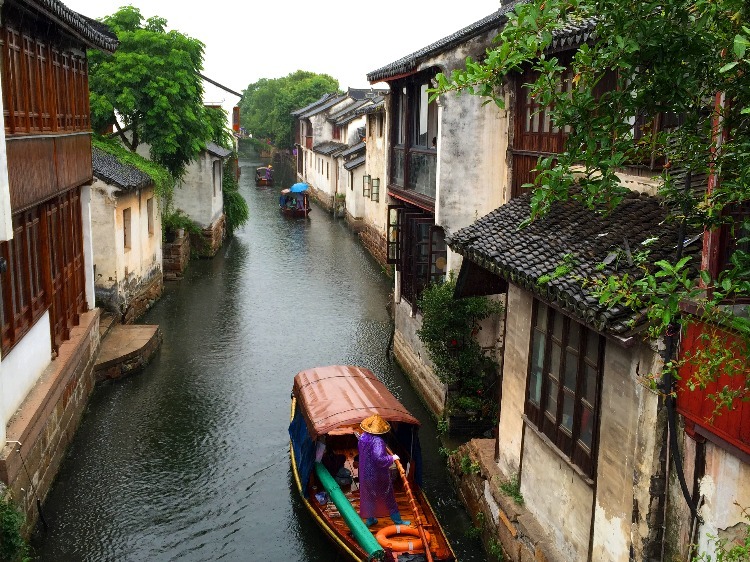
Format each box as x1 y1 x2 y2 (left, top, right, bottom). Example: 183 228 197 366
358 432 398 518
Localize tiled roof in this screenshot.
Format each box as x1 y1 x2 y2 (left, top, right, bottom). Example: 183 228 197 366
341 141 365 158
447 190 701 336
291 93 339 117
367 1 522 83
92 147 153 191
313 141 348 156
329 99 369 123
367 1 596 82
205 141 232 158
298 94 348 119
549 17 597 52
29 1 119 52
355 96 386 117
344 155 365 171
348 87 389 100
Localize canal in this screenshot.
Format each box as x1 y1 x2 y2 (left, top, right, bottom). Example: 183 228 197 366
30 148 487 561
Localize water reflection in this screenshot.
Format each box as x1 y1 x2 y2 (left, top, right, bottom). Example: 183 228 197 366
30 148 487 561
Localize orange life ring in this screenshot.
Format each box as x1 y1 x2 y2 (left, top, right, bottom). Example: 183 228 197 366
375 524 430 552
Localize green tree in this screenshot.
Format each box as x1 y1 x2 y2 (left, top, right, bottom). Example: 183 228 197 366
240 71 339 148
433 0 750 407
89 6 211 178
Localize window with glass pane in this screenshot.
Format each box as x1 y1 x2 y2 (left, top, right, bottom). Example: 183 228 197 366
524 299 603 478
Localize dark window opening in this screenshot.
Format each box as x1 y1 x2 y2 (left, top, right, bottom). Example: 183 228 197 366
525 299 603 479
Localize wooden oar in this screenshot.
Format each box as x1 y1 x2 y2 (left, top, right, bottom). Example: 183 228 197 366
388 447 434 562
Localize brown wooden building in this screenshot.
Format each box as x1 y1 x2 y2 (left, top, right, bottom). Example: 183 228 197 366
0 0 117 532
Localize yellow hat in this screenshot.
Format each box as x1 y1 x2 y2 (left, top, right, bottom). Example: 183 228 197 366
360 414 391 435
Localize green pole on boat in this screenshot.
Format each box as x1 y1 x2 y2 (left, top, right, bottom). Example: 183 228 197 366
314 462 384 561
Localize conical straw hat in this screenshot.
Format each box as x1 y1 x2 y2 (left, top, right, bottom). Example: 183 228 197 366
360 414 391 435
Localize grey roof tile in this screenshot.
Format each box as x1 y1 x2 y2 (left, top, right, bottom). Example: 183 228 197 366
92 147 152 192
447 190 702 335
205 141 232 158
344 155 365 171
313 141 348 156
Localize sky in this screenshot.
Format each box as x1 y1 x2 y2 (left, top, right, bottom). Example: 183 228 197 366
63 0 503 116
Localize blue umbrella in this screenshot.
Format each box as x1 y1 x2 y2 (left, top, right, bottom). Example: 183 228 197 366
290 182 309 193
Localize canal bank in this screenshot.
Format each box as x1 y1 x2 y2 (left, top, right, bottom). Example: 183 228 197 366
29 151 487 561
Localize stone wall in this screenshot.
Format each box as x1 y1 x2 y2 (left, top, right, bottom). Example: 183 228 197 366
121 271 163 323
358 222 390 273
191 213 226 258
392 328 446 419
0 310 101 534
163 231 190 280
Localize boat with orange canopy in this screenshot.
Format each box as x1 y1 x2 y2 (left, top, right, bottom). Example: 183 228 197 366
288 365 456 562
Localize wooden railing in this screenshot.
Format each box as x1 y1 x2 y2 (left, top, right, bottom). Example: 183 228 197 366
677 320 750 455
7 133 92 212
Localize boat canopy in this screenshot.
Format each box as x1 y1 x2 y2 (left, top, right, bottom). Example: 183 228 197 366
292 365 420 440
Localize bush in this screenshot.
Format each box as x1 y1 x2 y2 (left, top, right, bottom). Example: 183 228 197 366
222 157 249 234
0 491 28 562
417 274 503 412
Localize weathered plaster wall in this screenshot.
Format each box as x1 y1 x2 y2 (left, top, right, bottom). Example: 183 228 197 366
498 284 666 560
593 341 663 562
91 182 162 317
521 429 594 560
497 285 533 475
174 152 223 227
696 444 750 556
362 110 389 244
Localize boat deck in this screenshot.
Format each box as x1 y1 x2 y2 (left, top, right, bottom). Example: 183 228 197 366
310 446 452 560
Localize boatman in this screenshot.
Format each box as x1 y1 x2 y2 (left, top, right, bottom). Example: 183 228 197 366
358 414 410 528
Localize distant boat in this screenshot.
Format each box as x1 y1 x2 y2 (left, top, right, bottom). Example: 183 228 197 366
255 166 273 187
279 183 311 217
289 365 456 562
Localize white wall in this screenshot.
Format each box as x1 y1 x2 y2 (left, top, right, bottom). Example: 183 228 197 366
0 78 12 241
0 314 52 444
173 152 224 227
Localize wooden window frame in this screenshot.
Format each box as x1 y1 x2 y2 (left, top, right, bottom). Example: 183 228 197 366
525 299 604 479
146 197 154 236
123 207 132 250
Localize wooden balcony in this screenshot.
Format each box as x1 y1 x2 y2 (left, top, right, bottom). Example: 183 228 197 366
7 133 92 212
677 320 750 456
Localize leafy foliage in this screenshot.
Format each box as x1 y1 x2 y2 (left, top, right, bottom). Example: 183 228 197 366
162 208 200 239
222 157 249 234
417 275 503 413
0 491 27 562
89 6 211 178
498 473 524 506
239 71 340 148
92 136 174 200
205 106 234 150
433 0 750 410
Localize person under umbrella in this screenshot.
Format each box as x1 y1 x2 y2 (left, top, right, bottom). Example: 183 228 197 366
358 414 410 527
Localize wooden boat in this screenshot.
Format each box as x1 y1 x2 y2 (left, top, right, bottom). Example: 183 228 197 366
289 365 456 562
255 166 273 186
279 189 311 218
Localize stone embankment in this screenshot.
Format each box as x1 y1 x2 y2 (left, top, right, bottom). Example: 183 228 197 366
448 439 564 562
94 314 162 381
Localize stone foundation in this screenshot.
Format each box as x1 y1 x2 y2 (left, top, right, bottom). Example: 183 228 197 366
448 439 564 562
191 214 226 258
0 309 101 535
309 185 334 213
122 271 163 323
96 270 163 324
392 329 446 418
358 222 390 274
163 231 190 280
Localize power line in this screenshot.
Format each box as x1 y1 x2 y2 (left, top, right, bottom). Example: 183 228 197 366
199 73 242 98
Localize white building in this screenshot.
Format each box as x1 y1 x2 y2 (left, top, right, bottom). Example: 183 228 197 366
91 147 163 323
